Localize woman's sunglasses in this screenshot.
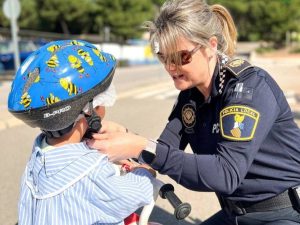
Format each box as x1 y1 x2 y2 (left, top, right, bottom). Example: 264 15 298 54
157 45 202 66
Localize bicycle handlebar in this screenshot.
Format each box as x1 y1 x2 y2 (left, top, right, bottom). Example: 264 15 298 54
120 162 192 224
159 183 191 220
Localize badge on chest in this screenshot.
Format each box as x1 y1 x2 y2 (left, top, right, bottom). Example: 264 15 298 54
182 103 196 133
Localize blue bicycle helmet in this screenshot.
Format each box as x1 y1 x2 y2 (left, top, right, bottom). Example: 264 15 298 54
8 40 116 136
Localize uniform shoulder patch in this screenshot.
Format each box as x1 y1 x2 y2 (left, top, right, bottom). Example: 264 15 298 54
225 59 253 77
220 105 260 141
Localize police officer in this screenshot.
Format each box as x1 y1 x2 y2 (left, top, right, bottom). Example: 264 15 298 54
87 0 300 224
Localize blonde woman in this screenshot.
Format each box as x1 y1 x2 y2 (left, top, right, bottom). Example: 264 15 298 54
88 0 300 224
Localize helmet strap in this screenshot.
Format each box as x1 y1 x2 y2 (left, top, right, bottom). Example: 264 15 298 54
83 101 102 139
42 102 102 139
42 124 74 139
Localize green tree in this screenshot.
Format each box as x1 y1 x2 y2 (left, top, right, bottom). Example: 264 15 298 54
0 0 9 27
246 0 300 46
93 0 156 42
36 0 94 34
19 0 39 29
0 0 161 42
209 0 300 47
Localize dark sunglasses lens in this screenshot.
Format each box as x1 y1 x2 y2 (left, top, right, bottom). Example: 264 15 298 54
157 49 193 65
180 51 192 65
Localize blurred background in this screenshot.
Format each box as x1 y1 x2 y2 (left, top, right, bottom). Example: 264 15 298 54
0 0 299 73
0 0 300 225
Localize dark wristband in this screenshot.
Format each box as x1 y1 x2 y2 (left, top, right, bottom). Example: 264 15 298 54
138 139 157 165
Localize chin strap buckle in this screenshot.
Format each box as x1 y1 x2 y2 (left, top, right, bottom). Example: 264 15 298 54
83 102 102 139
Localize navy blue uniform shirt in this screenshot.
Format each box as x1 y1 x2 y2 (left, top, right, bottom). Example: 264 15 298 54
151 59 300 202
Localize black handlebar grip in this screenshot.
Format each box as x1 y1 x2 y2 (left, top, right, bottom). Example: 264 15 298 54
159 183 192 220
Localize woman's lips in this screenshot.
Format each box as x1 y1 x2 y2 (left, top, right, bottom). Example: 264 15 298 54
172 74 184 80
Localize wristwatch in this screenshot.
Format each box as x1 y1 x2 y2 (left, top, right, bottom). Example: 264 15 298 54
138 139 157 165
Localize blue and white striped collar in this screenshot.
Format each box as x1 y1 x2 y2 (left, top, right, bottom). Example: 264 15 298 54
25 134 107 199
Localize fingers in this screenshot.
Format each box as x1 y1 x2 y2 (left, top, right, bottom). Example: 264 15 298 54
99 120 112 134
91 133 109 140
86 134 110 151
99 123 109 134
86 138 104 150
99 120 126 133
132 165 156 177
118 159 133 166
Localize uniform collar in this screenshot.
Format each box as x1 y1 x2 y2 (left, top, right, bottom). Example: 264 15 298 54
211 61 220 98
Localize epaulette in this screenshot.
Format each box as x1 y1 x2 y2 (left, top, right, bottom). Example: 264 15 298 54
224 58 253 77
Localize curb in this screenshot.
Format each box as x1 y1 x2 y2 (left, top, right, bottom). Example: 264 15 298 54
0 118 24 131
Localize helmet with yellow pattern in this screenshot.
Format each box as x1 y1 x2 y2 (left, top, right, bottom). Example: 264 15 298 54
8 40 116 137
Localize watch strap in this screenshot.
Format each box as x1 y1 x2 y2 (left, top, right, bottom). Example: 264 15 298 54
138 139 157 164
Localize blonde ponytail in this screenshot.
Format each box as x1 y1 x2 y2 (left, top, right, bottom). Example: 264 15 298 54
211 4 237 57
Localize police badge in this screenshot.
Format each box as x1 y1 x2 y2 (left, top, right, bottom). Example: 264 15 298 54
182 103 196 133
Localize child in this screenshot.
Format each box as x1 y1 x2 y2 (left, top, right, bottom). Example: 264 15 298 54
8 40 155 225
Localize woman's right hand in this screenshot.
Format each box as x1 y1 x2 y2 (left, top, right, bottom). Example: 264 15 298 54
86 132 147 162
100 120 127 134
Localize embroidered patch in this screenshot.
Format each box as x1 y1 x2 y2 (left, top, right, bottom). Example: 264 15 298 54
220 105 260 141
228 59 244 67
225 59 253 77
182 104 196 129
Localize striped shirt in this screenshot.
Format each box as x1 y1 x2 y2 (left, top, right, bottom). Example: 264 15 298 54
18 134 154 225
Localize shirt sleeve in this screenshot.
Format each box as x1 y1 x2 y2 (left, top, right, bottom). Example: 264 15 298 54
89 161 155 220
152 68 283 194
